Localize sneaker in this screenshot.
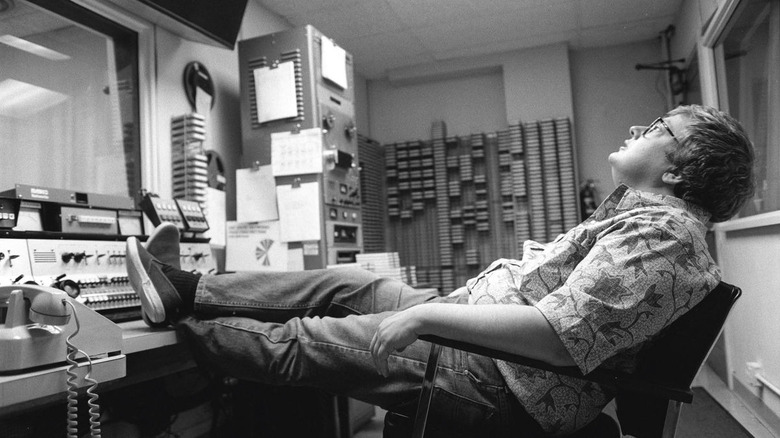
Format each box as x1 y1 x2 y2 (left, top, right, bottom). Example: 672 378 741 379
145 222 181 269
127 236 182 325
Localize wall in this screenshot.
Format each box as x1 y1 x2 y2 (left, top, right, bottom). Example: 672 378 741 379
716 224 780 420
367 71 506 142
367 40 664 205
503 43 572 123
152 2 289 223
569 40 667 202
367 42 572 144
670 0 721 62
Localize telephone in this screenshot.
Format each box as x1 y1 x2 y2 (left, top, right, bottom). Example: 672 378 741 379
1 285 124 437
0 284 122 373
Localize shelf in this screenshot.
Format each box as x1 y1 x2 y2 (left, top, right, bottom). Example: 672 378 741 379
0 354 126 411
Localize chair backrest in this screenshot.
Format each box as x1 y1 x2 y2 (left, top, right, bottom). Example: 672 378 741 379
616 281 741 438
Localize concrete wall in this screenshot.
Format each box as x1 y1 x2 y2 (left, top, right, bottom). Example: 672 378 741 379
569 41 668 202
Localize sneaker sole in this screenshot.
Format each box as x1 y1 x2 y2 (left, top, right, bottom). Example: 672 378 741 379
127 236 167 323
146 222 182 269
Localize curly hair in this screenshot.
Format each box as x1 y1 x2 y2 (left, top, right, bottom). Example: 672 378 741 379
664 105 755 222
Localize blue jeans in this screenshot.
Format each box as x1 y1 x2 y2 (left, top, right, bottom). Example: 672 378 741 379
175 267 541 435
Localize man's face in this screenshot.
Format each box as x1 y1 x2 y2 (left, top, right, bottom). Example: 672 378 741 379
608 114 685 191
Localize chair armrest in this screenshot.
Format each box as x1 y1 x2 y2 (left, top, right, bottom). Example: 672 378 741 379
418 334 693 403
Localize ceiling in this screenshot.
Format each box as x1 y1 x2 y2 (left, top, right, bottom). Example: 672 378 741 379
253 0 684 80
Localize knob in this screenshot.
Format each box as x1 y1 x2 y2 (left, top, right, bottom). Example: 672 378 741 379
344 121 356 139
59 279 81 298
62 252 74 263
0 253 4 261
322 113 336 130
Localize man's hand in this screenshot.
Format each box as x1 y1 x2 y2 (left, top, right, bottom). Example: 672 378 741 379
370 306 425 377
369 302 575 377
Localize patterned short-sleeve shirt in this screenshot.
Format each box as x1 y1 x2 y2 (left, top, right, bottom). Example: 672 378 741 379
466 185 720 435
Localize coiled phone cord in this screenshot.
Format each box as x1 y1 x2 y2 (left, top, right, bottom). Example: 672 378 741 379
63 299 102 438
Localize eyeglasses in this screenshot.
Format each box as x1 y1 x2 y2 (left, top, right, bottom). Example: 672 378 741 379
642 117 678 143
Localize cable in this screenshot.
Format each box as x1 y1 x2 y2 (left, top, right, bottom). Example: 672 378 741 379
63 299 102 438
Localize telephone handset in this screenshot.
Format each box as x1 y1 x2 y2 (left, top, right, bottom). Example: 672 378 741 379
23 285 71 324
1 284 121 372
0 285 73 371
1 285 109 437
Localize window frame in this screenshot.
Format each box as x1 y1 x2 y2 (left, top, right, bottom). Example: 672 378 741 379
702 0 780 232
71 0 161 195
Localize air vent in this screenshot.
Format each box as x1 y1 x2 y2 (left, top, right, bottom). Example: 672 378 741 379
248 49 304 129
33 250 57 263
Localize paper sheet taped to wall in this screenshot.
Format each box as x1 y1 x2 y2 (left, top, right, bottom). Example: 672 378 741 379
226 220 304 271
253 61 298 124
276 181 321 242
271 128 324 176
321 37 348 89
204 187 226 247
236 165 278 222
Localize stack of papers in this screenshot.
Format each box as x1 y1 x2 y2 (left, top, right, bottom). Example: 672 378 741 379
355 252 417 286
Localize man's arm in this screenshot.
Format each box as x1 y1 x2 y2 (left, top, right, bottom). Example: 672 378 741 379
370 302 575 377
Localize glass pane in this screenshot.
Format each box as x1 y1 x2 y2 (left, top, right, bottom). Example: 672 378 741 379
719 0 780 217
0 0 139 199
683 58 702 105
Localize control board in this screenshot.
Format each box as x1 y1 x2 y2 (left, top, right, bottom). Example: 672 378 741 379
175 199 209 233
139 195 185 230
0 234 217 322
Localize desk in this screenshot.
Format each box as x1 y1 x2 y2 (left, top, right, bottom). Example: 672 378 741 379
0 321 193 418
1 321 371 437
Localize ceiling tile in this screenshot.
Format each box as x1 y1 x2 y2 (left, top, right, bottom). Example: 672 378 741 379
433 29 576 61
580 0 681 28
412 1 578 53
256 0 360 17
354 52 433 79
470 0 578 17
251 0 681 79
576 16 671 48
385 0 480 27
342 32 426 58
286 0 405 41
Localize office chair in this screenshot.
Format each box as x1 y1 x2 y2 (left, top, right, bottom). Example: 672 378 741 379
383 281 741 438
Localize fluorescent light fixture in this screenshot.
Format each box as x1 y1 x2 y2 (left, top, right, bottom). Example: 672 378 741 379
0 79 69 118
0 34 70 61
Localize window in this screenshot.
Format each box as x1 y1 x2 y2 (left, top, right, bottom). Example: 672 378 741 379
711 0 780 218
0 0 139 199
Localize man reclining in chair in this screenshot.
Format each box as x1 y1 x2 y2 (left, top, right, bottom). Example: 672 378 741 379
126 104 754 436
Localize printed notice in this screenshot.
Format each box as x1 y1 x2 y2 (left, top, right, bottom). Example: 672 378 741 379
253 61 298 124
276 181 321 242
271 128 324 176
226 220 289 271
